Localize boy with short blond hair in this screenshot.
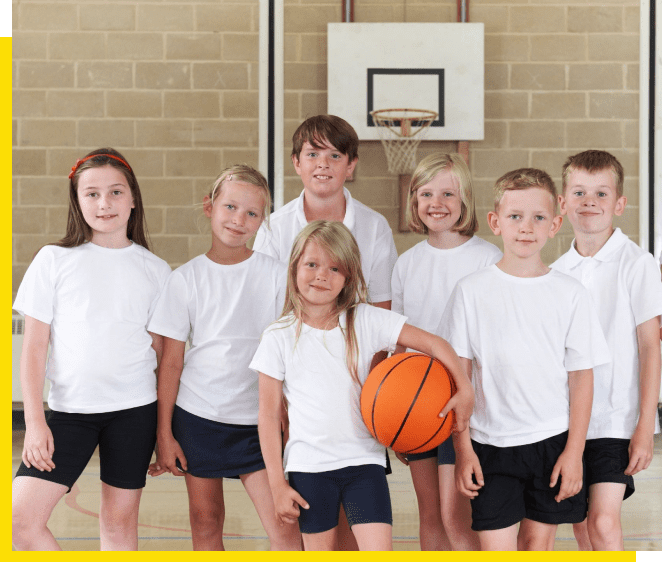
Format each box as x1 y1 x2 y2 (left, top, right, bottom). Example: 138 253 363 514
253 114 397 310
551 150 662 551
441 168 611 551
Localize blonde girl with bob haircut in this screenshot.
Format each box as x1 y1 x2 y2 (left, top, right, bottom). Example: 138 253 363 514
392 153 502 551
252 220 474 551
147 165 301 551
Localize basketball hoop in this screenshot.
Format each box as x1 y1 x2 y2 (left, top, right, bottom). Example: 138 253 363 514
370 109 438 174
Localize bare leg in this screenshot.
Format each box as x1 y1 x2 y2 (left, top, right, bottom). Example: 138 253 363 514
438 464 479 550
585 482 626 551
478 524 518 551
240 469 301 550
351 522 393 551
517 518 558 551
12 476 67 551
98 483 143 551
184 474 226 551
336 506 359 550
409 457 448 550
572 519 592 550
302 527 338 551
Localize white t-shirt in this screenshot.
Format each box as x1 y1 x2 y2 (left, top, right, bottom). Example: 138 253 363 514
148 252 287 425
392 236 502 339
551 228 662 439
440 265 611 447
250 303 407 473
13 242 171 413
253 188 398 303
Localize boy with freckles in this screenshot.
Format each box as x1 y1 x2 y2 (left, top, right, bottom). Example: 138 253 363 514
551 151 662 551
440 168 610 550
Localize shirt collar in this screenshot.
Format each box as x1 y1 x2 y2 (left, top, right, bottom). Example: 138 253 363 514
295 187 356 231
565 227 627 268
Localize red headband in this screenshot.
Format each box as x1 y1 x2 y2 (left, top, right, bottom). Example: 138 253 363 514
68 154 132 179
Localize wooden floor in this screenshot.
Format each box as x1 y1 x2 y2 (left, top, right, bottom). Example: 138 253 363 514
11 429 662 551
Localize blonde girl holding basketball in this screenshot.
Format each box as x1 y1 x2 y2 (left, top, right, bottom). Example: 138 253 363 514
12 149 171 550
252 220 474 551
147 166 301 551
391 153 501 551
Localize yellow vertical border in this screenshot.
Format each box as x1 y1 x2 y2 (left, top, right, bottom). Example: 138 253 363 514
2 34 11 554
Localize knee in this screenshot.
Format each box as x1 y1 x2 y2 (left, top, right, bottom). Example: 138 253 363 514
588 512 621 547
12 507 35 548
189 506 224 535
99 505 138 537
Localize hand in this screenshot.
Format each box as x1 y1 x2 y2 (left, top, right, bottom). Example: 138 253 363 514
23 420 56 472
550 449 582 502
454 449 483 498
156 433 188 476
440 385 474 434
272 482 309 526
625 424 655 476
394 451 409 466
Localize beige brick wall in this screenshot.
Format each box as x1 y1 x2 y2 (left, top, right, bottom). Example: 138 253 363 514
13 0 643 297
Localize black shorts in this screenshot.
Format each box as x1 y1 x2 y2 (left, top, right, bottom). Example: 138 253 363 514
584 438 635 500
406 435 456 465
289 464 392 534
470 431 587 531
15 402 157 492
172 405 265 479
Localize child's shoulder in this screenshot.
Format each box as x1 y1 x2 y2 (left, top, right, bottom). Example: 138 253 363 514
133 243 170 269
465 235 502 256
350 194 391 228
267 194 301 225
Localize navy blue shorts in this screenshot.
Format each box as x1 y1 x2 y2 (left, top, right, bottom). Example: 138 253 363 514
15 402 157 492
584 438 635 500
470 431 587 531
172 405 265 479
288 464 393 534
405 435 456 465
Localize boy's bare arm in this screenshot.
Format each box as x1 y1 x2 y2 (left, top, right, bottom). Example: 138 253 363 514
626 316 661 475
551 368 593 502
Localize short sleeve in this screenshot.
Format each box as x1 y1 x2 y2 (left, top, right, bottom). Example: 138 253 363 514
250 325 286 381
628 254 662 327
13 246 56 324
438 284 473 360
147 269 191 342
564 287 611 372
147 259 172 322
367 228 398 303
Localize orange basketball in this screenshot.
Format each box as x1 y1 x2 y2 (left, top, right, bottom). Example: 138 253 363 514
360 352 456 454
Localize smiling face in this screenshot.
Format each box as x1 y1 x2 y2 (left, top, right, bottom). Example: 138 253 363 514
489 187 562 261
560 168 626 239
416 170 463 235
292 140 357 199
204 180 266 251
77 165 135 247
296 239 347 316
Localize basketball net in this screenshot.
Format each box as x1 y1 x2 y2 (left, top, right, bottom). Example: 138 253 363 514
370 109 438 175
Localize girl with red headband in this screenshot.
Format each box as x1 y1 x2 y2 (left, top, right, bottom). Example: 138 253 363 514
12 148 171 550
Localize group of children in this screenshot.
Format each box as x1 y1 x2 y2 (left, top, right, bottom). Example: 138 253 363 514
12 114 662 552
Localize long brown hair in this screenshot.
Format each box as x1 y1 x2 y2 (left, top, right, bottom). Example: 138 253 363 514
54 148 151 249
280 220 368 384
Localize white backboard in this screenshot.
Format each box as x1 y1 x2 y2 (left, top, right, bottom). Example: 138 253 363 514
328 23 484 141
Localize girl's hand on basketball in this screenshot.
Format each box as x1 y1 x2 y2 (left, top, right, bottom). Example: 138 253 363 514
625 424 654 476
156 434 188 476
550 450 582 502
440 385 474 434
455 450 483 498
394 451 409 466
23 421 56 472
273 482 309 526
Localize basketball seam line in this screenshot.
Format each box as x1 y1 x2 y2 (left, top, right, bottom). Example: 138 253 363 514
389 357 433 449
370 354 423 441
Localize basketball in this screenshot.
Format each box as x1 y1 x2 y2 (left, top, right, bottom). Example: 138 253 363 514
360 352 456 454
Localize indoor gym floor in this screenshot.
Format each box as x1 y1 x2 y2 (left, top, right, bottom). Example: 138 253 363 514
11 428 662 551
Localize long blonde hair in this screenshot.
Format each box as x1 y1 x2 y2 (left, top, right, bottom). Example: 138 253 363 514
280 220 368 384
